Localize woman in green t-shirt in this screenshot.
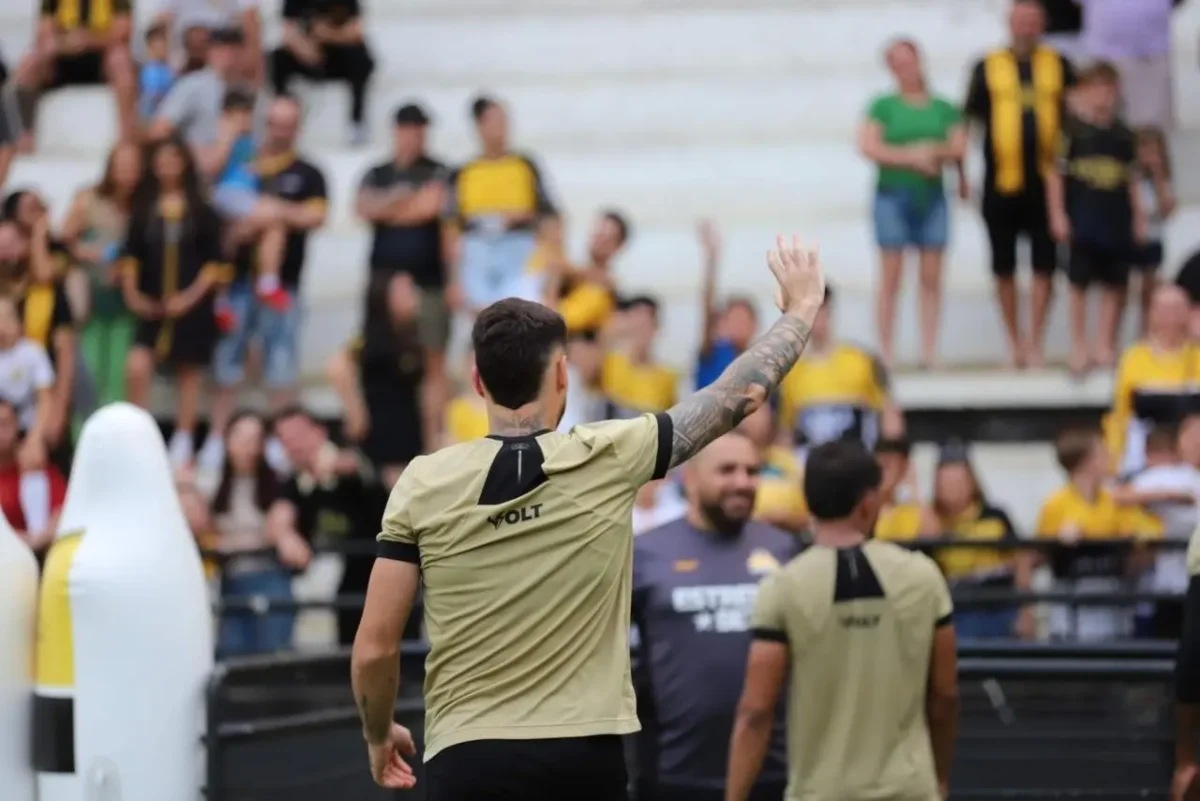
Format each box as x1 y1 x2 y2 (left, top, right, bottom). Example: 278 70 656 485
858 39 966 370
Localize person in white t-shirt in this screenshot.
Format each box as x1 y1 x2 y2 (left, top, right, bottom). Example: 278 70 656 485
152 0 262 82
0 295 56 539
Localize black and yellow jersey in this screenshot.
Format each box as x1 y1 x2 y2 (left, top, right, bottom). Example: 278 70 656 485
875 502 928 543
41 0 130 31
935 502 1019 585
558 277 615 338
601 351 677 419
1109 341 1200 474
18 281 74 356
964 45 1073 195
444 393 489 445
444 153 556 232
777 343 888 452
753 445 808 531
1035 484 1161 580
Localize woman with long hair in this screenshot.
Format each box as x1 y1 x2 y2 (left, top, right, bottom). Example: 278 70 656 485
60 140 143 405
207 411 301 657
858 39 966 369
121 135 232 467
328 271 426 488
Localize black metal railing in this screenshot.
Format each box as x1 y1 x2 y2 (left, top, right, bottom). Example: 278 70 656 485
203 642 1182 801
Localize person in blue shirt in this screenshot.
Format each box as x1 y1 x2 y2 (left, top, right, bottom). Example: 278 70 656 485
139 23 175 121
695 220 759 389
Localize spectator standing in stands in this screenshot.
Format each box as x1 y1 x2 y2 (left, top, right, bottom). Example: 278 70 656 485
270 406 388 645
13 0 138 148
0 297 57 549
631 432 795 801
553 209 629 339
1131 128 1176 334
205 96 328 470
0 397 65 555
1080 0 1179 131
60 140 142 405
601 296 678 419
445 96 557 313
874 435 937 542
206 411 304 657
121 136 231 467
328 272 425 489
739 405 809 535
151 0 263 85
1046 62 1144 376
272 0 374 145
357 103 449 451
1108 285 1199 475
931 440 1033 639
139 23 176 121
776 286 902 459
964 0 1074 368
695 220 758 389
1034 427 1161 641
859 39 965 370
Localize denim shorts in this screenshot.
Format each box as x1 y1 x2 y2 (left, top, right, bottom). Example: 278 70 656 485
213 280 302 388
873 187 949 250
213 184 258 220
460 230 540 310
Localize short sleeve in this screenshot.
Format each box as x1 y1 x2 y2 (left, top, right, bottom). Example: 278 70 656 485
576 412 673 487
378 464 419 562
523 155 557 216
866 94 891 125
442 167 462 222
750 571 788 642
1061 54 1077 88
937 98 963 128
155 79 194 132
963 59 990 121
29 343 55 390
1034 497 1059 539
301 164 329 205
359 164 386 192
51 284 74 332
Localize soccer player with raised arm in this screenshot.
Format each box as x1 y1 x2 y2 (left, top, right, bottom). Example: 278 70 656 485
350 235 825 800
725 439 960 801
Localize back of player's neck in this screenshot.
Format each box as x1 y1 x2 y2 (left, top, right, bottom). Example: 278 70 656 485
488 403 549 437
813 525 867 549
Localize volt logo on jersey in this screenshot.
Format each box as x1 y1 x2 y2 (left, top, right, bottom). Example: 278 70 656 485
747 548 781 575
487 504 544 529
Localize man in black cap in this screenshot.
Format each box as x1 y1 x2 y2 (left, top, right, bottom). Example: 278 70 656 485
355 102 450 450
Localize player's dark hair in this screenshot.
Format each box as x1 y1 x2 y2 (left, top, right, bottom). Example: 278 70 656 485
1146 424 1179 456
212 410 279 515
621 294 660 320
472 298 567 410
1079 61 1120 87
471 95 499 122
272 403 317 428
875 435 912 458
804 439 882 520
1054 426 1102 473
600 208 631 244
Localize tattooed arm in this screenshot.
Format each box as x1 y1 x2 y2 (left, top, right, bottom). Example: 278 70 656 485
667 314 813 468
666 235 825 468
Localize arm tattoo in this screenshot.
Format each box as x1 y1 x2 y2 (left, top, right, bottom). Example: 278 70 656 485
667 314 812 468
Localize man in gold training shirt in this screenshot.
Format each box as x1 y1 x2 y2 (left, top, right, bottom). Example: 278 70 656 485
726 439 959 801
350 234 827 800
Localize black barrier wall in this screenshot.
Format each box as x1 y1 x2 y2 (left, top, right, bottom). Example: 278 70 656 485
204 642 1180 801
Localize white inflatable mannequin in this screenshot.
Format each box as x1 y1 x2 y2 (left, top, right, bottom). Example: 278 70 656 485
0 507 38 801
37 403 213 801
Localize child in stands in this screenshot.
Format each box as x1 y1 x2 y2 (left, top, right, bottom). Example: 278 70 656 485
139 22 175 121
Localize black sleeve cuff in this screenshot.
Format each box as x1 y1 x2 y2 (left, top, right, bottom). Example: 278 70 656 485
751 627 788 643
1177 576 1200 703
378 540 419 563
652 412 673 481
935 613 953 629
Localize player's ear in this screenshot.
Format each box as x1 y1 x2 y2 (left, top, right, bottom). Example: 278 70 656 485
555 349 568 393
471 365 486 400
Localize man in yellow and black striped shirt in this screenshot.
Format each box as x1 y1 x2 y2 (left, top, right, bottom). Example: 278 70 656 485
12 0 137 145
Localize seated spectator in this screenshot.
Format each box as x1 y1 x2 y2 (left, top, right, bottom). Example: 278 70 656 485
1109 284 1199 475
444 97 557 313
271 0 374 145
2 190 69 282
205 411 303 657
1046 62 1143 376
694 219 758 389
873 435 938 542
600 296 677 419
120 135 231 467
269 406 388 646
328 272 425 489
1035 427 1161 641
0 398 65 554
443 354 488 445
152 0 263 85
139 22 175 122
206 96 327 468
149 26 250 177
776 286 902 460
551 209 629 340
1080 0 1176 130
12 0 137 147
60 139 142 405
858 39 964 370
0 298 58 551
932 440 1031 639
1115 421 1200 639
177 471 219 581
356 102 449 447
1130 127 1176 334
738 405 808 534
559 336 606 433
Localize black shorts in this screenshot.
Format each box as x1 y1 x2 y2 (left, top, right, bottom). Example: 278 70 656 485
50 52 105 89
1131 241 1165 272
1068 240 1131 289
982 190 1058 278
426 736 629 801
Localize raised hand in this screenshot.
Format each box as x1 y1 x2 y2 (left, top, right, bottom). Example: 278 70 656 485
766 234 825 320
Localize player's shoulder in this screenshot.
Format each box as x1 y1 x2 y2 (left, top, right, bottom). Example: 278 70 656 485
866 539 942 577
401 440 495 488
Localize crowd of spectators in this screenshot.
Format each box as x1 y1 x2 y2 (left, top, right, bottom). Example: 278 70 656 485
0 0 1196 656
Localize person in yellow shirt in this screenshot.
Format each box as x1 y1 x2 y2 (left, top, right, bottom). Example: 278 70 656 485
601 295 678 418
442 349 489 446
777 286 903 459
738 405 808 533
874 435 937 542
1035 427 1162 641
931 440 1031 639
550 210 629 339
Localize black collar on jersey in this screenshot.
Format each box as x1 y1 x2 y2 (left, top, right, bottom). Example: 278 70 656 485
486 430 551 441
